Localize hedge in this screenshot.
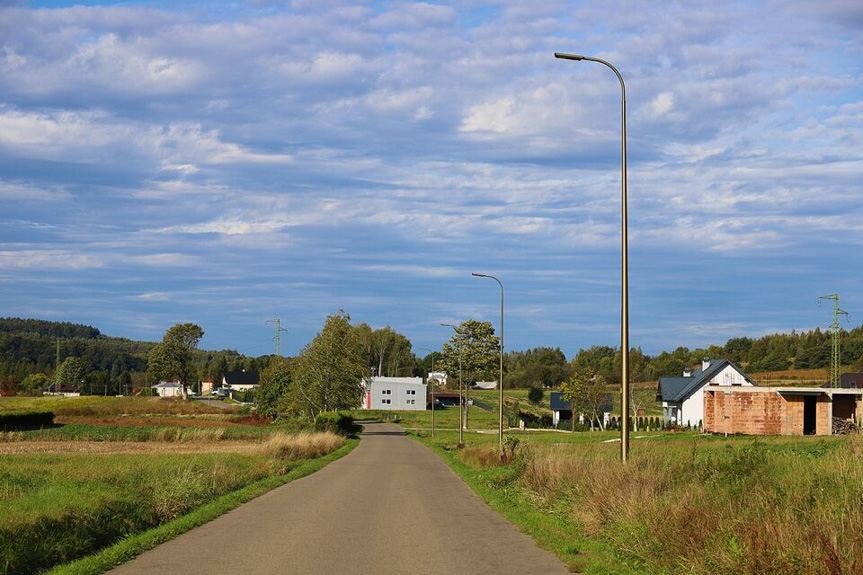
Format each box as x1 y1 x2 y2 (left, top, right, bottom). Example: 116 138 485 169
0 411 55 431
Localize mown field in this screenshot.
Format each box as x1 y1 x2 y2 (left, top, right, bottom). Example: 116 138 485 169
0 396 354 575
408 424 863 575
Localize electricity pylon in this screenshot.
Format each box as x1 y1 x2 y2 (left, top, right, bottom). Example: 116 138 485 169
266 318 288 356
818 294 849 388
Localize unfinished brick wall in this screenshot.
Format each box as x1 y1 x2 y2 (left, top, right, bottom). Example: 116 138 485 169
704 390 782 435
781 395 804 435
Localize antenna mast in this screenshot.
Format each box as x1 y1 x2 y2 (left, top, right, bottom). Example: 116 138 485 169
266 318 288 356
818 294 849 388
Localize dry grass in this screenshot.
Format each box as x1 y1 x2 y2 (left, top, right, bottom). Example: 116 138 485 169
517 436 863 574
260 431 344 460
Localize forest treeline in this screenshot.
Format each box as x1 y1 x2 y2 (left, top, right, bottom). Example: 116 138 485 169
2 317 863 394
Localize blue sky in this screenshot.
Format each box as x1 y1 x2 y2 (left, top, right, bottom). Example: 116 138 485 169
1 0 861 358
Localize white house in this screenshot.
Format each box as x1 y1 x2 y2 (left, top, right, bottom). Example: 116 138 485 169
427 371 447 388
657 359 755 428
362 376 427 411
152 381 189 398
222 370 260 392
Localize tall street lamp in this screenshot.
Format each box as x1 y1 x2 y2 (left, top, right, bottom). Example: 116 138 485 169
555 51 630 463
418 347 436 437
471 273 505 458
441 322 464 448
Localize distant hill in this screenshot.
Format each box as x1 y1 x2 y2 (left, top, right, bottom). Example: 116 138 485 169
0 317 154 381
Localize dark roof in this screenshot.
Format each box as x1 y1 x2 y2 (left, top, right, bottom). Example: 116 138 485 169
657 359 754 402
549 391 613 412
838 373 863 389
224 371 260 385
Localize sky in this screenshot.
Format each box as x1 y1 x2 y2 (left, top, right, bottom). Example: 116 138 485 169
1 0 861 359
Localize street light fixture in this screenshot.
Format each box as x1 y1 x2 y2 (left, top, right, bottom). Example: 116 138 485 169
555 51 630 463
441 322 464 448
417 347 436 437
471 273 505 458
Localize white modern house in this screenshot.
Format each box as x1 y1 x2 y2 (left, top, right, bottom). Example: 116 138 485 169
152 381 189 398
362 376 427 411
657 359 755 427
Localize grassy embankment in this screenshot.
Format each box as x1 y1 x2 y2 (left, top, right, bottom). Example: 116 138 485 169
407 420 863 574
0 396 354 575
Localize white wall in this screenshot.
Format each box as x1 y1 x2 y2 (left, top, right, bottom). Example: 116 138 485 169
367 377 427 411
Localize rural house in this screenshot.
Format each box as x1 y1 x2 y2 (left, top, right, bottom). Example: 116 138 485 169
657 359 755 428
152 381 188 398
549 391 613 429
361 376 427 411
222 370 260 392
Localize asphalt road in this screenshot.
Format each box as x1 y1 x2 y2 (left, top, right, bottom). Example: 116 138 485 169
110 422 570 575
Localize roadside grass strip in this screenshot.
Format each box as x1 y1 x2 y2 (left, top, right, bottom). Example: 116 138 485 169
42 438 358 575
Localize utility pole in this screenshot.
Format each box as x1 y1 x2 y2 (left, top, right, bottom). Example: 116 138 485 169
55 338 61 395
266 318 288 356
818 294 849 388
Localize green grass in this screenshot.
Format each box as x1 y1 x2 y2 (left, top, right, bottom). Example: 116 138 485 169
1 422 273 443
410 427 863 574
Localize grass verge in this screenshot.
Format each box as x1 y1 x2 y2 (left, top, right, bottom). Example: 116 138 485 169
44 437 358 575
412 431 634 574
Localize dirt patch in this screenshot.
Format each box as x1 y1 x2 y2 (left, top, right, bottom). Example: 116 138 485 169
0 441 262 455
55 416 249 428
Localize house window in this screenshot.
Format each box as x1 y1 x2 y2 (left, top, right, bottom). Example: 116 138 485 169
406 390 416 395
382 399 391 405
382 389 391 395
407 399 415 405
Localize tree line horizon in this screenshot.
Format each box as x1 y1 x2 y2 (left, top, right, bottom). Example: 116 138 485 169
2 316 863 397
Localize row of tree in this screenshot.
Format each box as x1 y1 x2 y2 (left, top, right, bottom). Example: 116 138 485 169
3 316 863 398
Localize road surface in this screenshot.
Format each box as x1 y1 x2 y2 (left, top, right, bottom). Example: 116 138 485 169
110 422 570 574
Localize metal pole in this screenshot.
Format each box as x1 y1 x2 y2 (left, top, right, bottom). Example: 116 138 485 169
555 52 630 462
472 273 505 457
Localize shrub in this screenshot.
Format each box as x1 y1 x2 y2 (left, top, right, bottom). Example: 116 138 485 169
315 412 355 435
0 411 54 430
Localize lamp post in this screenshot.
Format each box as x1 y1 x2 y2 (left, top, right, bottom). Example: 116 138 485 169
418 347 436 437
441 322 464 448
471 273 505 458
555 51 630 463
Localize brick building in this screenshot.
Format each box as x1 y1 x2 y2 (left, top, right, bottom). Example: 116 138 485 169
704 386 863 436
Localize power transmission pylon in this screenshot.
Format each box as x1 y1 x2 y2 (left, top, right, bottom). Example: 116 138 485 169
266 318 288 356
818 294 849 388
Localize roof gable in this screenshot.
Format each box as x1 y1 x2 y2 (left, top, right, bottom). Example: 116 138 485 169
658 359 754 402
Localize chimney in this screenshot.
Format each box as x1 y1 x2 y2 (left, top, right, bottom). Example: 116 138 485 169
702 359 710 371
683 368 692 377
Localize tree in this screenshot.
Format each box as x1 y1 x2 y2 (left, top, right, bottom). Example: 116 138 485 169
257 357 293 418
438 319 500 430
147 323 204 398
527 385 544 408
20 373 49 395
290 311 366 419
560 371 608 431
55 356 86 391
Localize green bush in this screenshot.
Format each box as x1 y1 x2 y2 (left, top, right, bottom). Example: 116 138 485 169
0 411 54 430
315 412 355 435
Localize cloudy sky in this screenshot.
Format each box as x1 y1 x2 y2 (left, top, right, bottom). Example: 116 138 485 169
1 0 861 359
